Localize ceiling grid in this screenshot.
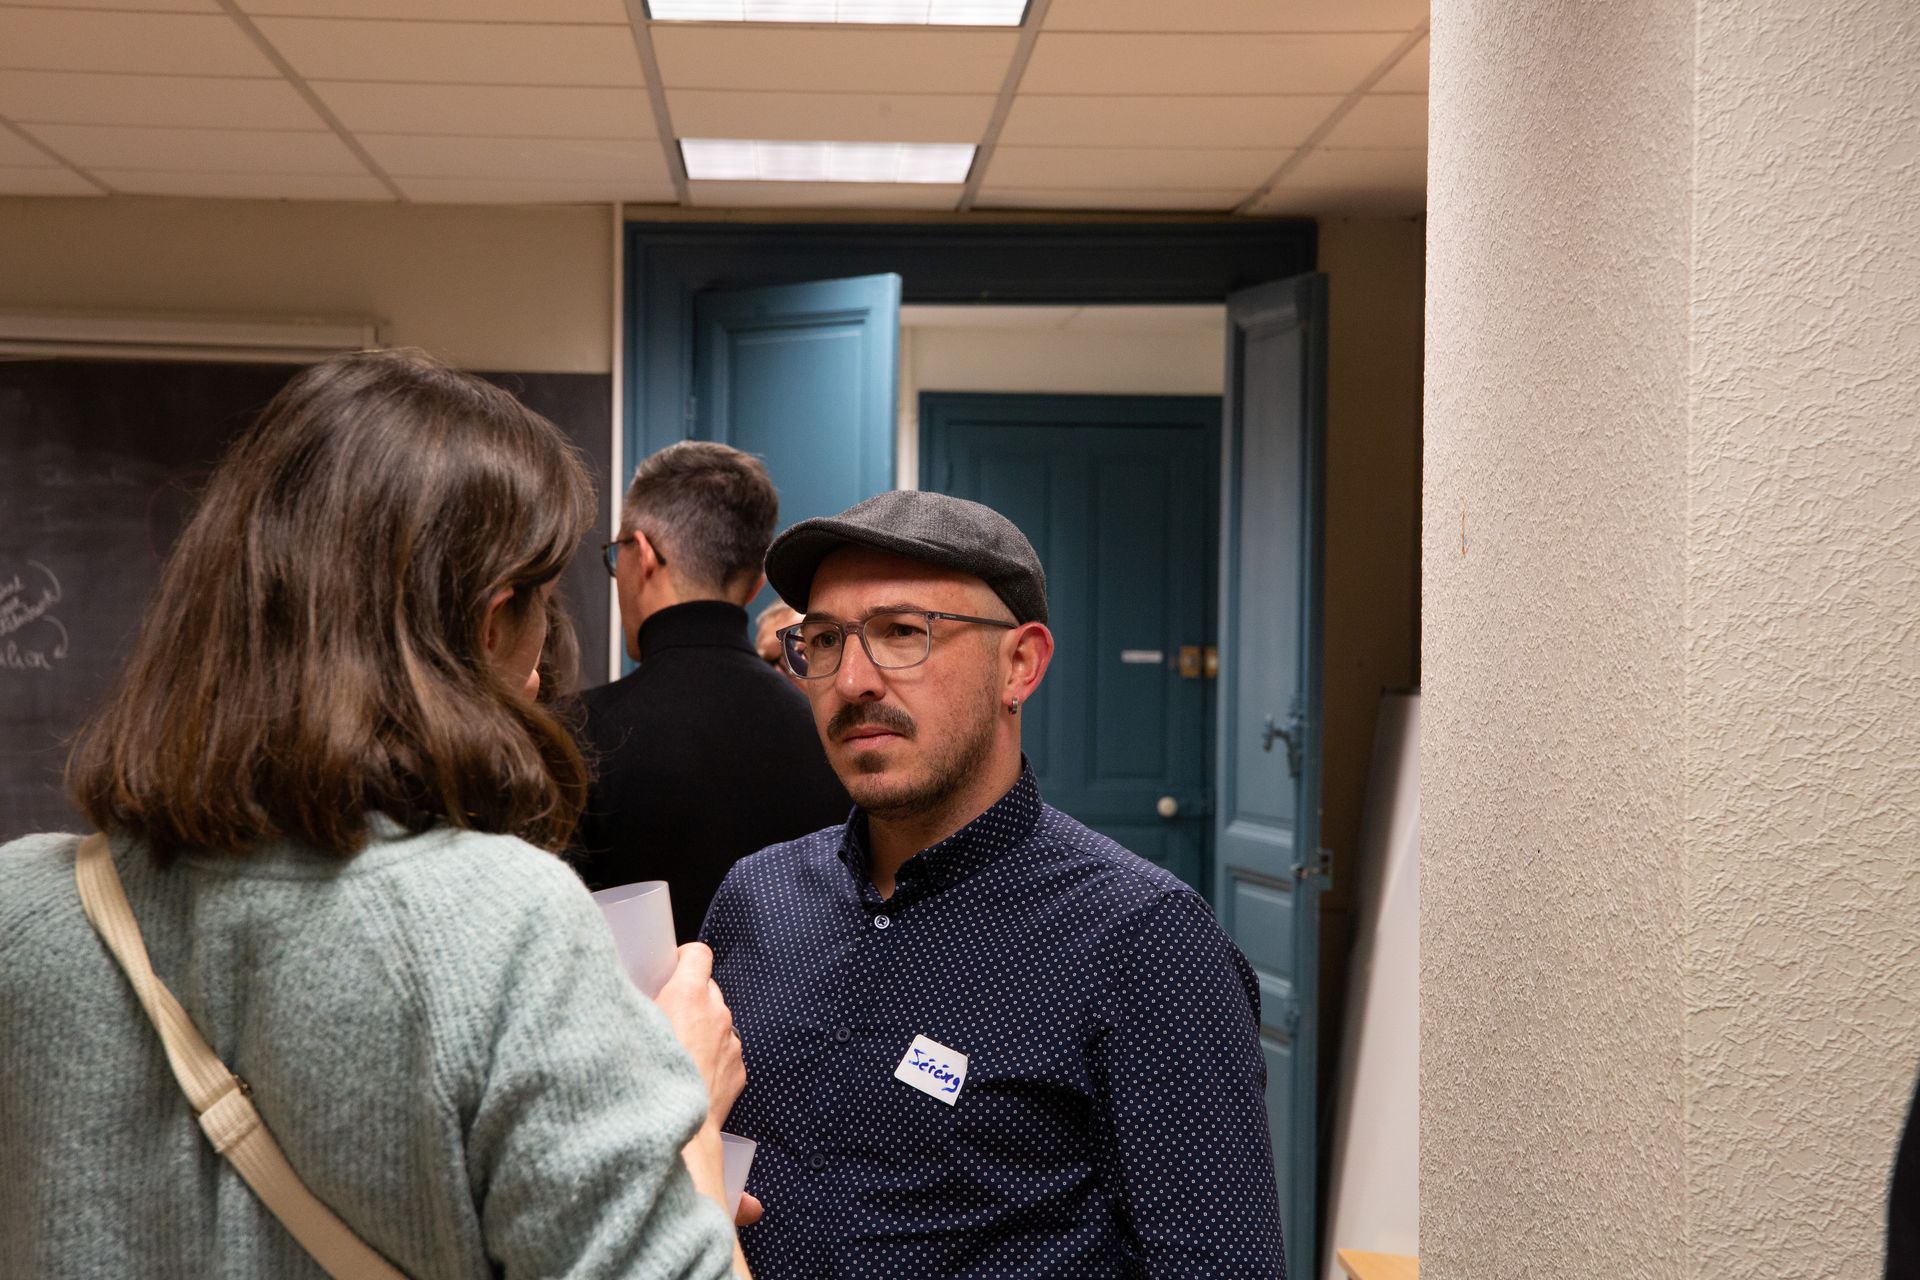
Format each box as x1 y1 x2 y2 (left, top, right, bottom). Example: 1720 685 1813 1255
621 0 692 204
1236 21 1430 216
953 0 1048 212
213 0 406 201
0 110 108 194
0 0 1427 214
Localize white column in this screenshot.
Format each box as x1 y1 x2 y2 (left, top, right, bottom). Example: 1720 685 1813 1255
1422 0 1920 1274
1686 0 1920 1271
1422 0 1693 1273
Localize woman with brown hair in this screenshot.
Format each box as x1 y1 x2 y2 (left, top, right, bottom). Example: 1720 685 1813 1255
0 349 749 1278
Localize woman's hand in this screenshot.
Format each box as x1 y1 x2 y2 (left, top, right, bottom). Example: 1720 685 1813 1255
654 942 745 1123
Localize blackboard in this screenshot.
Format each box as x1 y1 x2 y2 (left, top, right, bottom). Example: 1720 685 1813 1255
0 358 613 844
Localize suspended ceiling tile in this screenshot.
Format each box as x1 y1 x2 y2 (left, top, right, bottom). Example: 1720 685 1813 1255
985 144 1284 190
1276 145 1424 189
973 185 1243 212
999 94 1339 150
1253 185 1424 216
360 133 668 181
254 17 646 85
1020 32 1402 96
654 27 1016 94
316 83 654 139
0 164 101 195
22 122 365 173
1374 35 1428 92
396 175 676 203
5 0 217 10
667 89 992 144
238 0 627 19
92 169 394 199
0 9 278 76
688 179 963 209
0 71 324 130
1045 0 1429 33
0 126 55 166
1323 93 1427 148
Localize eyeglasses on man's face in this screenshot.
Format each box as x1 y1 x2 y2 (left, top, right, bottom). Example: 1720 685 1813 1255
777 609 1016 680
600 532 664 578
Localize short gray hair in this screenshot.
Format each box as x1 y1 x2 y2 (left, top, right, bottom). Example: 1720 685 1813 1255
620 440 778 592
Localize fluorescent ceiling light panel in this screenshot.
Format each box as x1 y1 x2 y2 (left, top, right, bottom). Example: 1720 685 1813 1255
648 0 1027 24
681 139 975 183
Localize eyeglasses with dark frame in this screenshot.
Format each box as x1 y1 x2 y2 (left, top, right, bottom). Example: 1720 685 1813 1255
600 532 664 578
777 609 1016 680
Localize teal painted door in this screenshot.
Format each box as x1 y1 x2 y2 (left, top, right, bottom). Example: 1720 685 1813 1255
692 274 900 612
1215 274 1329 1280
922 392 1219 894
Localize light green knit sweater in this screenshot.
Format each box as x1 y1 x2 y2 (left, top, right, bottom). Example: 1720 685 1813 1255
0 822 736 1279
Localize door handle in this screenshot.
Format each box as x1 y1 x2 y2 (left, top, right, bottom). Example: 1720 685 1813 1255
1156 795 1179 819
1261 709 1305 780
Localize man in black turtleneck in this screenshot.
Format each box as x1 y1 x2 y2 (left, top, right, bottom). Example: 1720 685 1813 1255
571 441 848 941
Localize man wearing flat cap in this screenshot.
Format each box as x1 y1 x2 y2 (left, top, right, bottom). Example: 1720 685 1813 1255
701 489 1287 1279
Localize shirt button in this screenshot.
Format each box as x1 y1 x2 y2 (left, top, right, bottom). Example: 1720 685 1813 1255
873 914 891 930
808 1152 827 1171
833 1026 852 1044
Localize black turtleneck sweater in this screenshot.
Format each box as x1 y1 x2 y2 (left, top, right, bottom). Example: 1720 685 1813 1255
571 599 850 941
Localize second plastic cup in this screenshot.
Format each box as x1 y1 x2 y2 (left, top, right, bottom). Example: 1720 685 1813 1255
720 1132 758 1214
590 880 677 998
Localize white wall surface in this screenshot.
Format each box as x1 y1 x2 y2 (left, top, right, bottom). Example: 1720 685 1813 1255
1424 0 1920 1276
1322 693 1421 1277
1686 0 1920 1270
0 196 614 372
1423 1 1692 1272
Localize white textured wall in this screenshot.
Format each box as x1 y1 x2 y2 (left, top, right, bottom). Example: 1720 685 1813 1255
1425 0 1920 1275
1422 0 1693 1273
0 196 613 372
1687 0 1920 1272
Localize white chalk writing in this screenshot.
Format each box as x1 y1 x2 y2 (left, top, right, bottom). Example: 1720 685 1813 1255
0 562 69 672
0 561 62 637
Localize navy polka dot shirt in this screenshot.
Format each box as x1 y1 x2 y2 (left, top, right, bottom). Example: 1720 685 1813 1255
702 766 1287 1278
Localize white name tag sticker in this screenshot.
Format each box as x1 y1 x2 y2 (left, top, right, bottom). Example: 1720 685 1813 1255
894 1034 969 1106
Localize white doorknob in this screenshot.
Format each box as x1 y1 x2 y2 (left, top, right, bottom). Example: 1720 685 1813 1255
1156 795 1179 819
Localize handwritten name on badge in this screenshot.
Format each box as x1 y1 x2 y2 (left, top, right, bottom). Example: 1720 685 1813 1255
893 1034 968 1106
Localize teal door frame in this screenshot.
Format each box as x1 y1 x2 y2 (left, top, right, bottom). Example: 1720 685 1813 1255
622 220 1314 475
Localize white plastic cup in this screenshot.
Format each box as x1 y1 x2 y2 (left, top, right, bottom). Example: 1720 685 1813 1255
590 880 677 998
720 1132 758 1214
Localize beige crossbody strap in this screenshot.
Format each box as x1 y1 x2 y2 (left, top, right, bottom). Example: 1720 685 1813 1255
75 834 406 1280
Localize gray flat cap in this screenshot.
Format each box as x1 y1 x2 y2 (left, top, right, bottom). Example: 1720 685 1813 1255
765 490 1048 625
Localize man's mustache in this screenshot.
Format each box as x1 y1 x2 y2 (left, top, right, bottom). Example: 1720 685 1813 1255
827 703 917 742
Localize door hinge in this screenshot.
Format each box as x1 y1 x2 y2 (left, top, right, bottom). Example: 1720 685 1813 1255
685 393 697 427
1292 848 1332 888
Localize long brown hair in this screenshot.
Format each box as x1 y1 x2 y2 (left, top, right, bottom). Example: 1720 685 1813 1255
68 348 595 863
